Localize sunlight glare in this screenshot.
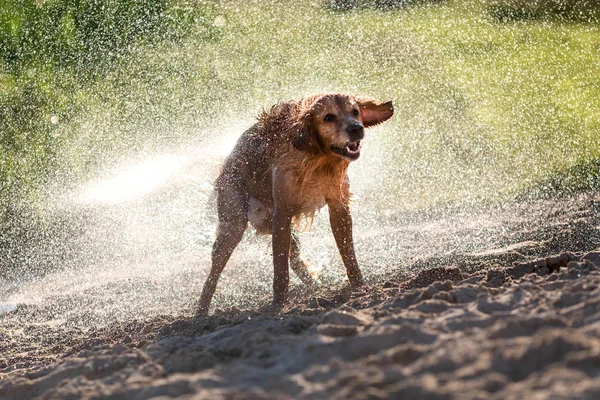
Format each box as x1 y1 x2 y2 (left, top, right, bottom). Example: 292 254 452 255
78 154 190 204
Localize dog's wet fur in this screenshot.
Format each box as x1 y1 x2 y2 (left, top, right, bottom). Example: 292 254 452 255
197 93 394 314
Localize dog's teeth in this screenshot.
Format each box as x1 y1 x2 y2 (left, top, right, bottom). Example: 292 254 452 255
347 142 360 152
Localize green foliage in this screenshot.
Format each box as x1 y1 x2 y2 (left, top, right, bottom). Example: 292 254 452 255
487 0 600 22
324 0 444 11
1 0 600 212
0 0 212 73
0 0 216 205
525 157 600 198
1 80 54 193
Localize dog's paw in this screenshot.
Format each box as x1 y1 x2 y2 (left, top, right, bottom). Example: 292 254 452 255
194 302 210 317
349 278 365 288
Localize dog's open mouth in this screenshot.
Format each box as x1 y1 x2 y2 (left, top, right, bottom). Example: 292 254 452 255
330 140 361 160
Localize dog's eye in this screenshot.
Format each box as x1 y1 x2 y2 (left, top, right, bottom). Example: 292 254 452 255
352 109 360 116
324 114 336 122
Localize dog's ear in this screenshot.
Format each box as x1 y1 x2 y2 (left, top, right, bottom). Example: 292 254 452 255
355 98 394 127
292 112 318 153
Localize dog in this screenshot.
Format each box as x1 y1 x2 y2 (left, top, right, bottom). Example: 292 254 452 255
197 93 394 314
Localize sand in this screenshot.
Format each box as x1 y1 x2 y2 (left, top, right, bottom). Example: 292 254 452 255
2 193 600 399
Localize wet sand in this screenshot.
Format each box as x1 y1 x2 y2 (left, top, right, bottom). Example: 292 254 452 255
2 192 600 399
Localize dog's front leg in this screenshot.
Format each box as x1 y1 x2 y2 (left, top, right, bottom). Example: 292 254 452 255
272 207 292 305
328 200 364 287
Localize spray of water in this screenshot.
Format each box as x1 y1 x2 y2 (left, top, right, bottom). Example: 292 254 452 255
1 0 599 328
0 125 557 326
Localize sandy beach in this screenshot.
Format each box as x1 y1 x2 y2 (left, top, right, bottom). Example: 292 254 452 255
1 192 600 399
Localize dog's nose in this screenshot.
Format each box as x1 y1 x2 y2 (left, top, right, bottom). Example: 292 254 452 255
347 123 365 141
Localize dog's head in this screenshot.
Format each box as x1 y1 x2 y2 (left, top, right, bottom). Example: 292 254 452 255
293 93 394 161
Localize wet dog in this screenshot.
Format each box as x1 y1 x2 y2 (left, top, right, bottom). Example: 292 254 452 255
197 93 394 314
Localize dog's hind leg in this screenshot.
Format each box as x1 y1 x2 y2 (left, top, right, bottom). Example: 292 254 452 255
197 187 248 315
289 230 316 286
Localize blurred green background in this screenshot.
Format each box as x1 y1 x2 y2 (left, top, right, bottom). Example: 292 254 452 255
1 0 599 211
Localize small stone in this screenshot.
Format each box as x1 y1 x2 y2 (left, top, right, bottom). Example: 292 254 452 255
317 324 357 337
582 252 600 268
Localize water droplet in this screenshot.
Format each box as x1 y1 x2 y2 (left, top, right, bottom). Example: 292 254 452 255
213 16 226 27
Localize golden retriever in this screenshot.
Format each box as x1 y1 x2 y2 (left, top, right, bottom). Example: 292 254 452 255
197 93 394 314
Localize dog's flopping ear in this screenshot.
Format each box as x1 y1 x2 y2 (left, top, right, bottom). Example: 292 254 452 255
355 97 394 128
